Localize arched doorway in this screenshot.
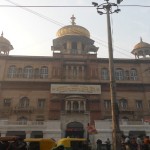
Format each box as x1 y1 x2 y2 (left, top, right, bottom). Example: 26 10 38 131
65 121 84 138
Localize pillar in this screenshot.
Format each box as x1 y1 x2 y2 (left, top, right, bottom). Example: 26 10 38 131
77 66 79 79
65 101 68 111
66 65 68 78
84 101 86 112
82 66 84 79
71 66 74 79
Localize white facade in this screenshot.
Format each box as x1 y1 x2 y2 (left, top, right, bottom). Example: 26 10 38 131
0 119 150 148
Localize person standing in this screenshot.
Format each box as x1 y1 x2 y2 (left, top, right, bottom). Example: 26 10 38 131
130 137 137 150
96 139 102 150
124 136 130 150
105 138 111 150
143 136 150 150
136 136 142 150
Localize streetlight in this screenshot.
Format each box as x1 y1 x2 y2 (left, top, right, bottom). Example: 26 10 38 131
92 1 121 150
117 0 123 4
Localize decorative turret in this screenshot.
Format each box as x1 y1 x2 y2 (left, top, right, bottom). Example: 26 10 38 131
0 32 13 55
51 15 98 55
131 38 150 59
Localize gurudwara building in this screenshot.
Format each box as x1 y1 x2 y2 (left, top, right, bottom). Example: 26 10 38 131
0 16 150 145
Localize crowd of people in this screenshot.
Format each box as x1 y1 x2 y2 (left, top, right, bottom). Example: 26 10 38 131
121 135 150 150
96 138 111 150
96 136 150 150
0 137 27 150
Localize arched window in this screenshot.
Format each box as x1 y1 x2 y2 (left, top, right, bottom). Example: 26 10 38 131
130 68 137 80
115 68 124 80
101 68 109 80
7 65 16 78
19 97 29 108
23 66 33 78
40 66 48 79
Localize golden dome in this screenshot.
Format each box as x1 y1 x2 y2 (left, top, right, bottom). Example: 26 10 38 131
0 32 12 45
56 15 90 38
133 38 150 50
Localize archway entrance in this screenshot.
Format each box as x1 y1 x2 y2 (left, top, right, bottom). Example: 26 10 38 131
65 121 84 138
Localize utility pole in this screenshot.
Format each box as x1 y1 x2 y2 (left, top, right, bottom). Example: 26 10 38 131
92 1 121 150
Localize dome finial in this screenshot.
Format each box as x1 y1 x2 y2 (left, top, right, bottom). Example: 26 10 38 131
71 15 76 25
140 37 143 42
1 31 3 37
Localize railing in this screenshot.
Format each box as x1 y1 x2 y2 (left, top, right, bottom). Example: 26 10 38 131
0 120 45 126
103 107 143 113
13 106 34 113
119 107 134 112
61 110 90 115
127 121 143 125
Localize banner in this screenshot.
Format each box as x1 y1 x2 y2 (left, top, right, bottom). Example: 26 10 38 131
87 124 98 134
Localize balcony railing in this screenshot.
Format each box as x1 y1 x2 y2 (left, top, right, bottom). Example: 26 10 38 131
119 107 134 112
13 106 34 113
0 120 45 126
103 107 143 113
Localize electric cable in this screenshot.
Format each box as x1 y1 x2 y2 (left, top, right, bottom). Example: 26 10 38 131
3 0 150 58
0 4 150 8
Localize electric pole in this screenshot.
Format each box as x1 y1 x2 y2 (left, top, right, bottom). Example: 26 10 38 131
92 1 121 150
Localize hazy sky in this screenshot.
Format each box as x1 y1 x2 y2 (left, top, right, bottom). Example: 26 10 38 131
0 0 150 58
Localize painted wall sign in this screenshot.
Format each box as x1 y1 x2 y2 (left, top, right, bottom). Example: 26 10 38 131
51 84 101 94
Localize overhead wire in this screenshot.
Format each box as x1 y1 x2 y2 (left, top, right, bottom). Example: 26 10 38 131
4 0 64 27
2 1 150 107
3 0 150 58
0 4 150 8
0 5 94 7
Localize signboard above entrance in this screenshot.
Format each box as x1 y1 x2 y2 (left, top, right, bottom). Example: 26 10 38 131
51 84 101 94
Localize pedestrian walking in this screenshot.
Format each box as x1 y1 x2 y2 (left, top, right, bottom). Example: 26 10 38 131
105 138 111 150
96 139 102 150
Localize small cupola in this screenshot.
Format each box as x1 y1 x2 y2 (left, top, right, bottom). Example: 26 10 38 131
131 38 150 59
0 32 13 55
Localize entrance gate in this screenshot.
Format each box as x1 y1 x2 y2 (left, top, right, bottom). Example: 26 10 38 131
65 121 84 138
